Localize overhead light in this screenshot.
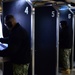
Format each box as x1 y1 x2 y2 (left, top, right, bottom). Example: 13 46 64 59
59 5 69 10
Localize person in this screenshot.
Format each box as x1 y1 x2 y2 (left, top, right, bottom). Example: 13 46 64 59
0 15 31 75
59 21 71 75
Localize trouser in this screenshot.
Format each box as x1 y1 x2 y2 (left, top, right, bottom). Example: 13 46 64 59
3 62 31 75
13 64 29 75
59 49 71 70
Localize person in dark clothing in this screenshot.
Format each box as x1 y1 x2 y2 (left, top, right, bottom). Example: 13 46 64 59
59 21 71 75
0 15 31 75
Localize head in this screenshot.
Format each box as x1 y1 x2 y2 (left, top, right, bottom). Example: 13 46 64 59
60 21 68 29
4 15 16 30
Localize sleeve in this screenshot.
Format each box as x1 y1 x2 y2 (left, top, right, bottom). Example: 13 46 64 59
0 37 9 43
0 33 23 57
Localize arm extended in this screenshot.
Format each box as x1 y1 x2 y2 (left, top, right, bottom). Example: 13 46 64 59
0 37 9 44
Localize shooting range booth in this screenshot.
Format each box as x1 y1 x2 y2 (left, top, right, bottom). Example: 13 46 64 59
0 0 31 75
55 2 74 71
32 1 59 75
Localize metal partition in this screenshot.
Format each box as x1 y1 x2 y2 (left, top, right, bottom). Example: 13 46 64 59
34 5 59 75
58 5 74 69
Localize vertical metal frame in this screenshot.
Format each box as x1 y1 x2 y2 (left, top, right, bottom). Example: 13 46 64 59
68 8 74 69
72 14 75 69
53 5 60 75
56 11 60 75
31 6 35 75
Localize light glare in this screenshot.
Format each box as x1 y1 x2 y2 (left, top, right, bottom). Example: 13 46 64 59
59 6 69 10
0 15 3 38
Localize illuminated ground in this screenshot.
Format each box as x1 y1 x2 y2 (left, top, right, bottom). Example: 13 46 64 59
59 69 75 75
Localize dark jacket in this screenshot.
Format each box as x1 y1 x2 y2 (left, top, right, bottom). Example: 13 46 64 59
59 28 71 49
0 23 31 64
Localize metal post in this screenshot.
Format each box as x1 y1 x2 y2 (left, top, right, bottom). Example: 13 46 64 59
31 6 35 75
72 14 75 69
56 12 60 75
